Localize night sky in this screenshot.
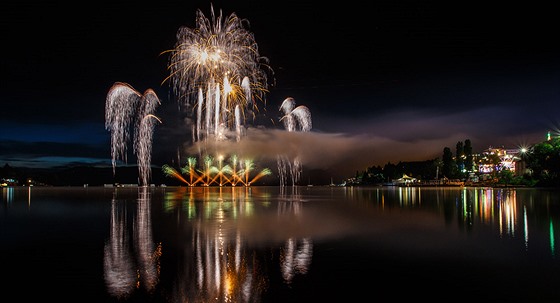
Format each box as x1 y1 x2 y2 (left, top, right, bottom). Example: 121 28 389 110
2 1 559 180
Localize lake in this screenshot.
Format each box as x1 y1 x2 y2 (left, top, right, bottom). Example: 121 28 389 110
2 185 560 302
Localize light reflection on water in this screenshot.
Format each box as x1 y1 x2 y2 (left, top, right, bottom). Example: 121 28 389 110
1 186 560 302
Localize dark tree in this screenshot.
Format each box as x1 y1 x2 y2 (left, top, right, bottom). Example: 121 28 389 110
464 139 474 173
456 141 465 176
383 162 398 182
525 137 560 186
442 147 455 179
363 165 385 184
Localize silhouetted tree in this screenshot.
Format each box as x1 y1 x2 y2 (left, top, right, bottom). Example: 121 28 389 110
464 139 474 173
442 147 455 178
363 165 384 184
456 141 465 177
525 137 560 186
383 162 398 182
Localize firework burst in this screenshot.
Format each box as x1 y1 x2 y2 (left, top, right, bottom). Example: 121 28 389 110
163 5 273 141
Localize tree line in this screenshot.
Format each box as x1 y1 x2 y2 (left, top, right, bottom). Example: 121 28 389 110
354 136 560 187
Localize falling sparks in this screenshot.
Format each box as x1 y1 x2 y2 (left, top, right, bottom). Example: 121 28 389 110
278 97 312 186
105 82 161 186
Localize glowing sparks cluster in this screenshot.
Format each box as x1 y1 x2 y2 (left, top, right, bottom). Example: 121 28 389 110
165 5 272 142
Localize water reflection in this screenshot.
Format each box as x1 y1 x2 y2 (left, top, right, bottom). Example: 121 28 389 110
1 186 32 207
135 188 161 292
2 187 14 204
278 186 312 284
169 187 312 302
103 187 161 299
280 237 312 284
104 186 315 302
100 186 560 301
352 187 560 257
165 187 269 302
4 186 560 301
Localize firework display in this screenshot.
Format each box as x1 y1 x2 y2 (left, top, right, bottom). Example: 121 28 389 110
106 6 312 186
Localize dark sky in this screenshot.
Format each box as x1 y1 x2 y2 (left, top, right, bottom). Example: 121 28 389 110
2 1 559 180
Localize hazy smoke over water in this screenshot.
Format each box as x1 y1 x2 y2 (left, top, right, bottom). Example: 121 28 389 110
184 126 468 179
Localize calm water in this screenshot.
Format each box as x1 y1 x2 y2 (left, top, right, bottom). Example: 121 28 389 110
2 185 560 302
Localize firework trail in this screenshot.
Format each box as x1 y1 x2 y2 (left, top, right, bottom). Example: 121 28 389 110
163 5 273 143
162 165 190 185
277 97 312 186
105 82 161 186
135 94 162 186
105 82 141 172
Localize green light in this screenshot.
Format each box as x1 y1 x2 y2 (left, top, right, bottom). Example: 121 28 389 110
550 219 555 256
